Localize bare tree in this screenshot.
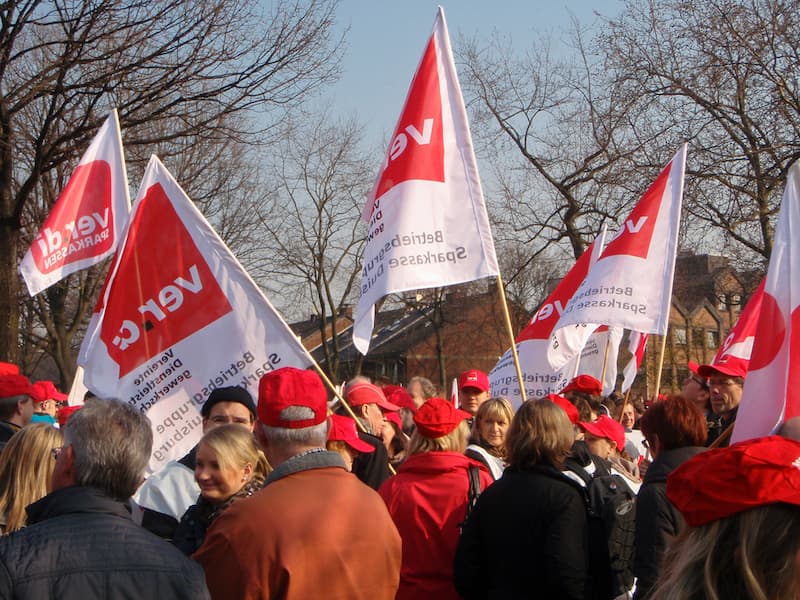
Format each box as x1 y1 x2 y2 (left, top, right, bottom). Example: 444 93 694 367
258 110 371 383
1 0 344 365
601 0 800 263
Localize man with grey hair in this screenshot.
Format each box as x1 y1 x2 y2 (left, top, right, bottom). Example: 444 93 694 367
195 366 401 599
0 400 209 599
0 374 34 450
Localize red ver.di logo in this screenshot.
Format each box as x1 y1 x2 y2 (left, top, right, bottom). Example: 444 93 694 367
100 183 232 377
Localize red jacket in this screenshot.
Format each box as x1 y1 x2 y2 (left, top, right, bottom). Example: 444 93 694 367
378 451 493 600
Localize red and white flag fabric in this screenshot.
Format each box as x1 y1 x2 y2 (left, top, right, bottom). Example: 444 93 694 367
732 164 800 443
577 325 624 396
548 144 687 370
78 156 313 473
352 7 499 355
489 230 605 408
703 277 765 376
621 331 648 393
20 110 130 296
450 377 458 407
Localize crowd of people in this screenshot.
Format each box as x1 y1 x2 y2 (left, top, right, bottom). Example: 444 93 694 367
0 356 799 599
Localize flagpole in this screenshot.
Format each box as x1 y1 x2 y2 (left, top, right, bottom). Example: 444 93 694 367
495 275 527 404
653 333 668 400
311 362 396 475
600 336 612 394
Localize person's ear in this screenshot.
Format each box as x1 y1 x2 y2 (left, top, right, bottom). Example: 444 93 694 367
242 463 253 482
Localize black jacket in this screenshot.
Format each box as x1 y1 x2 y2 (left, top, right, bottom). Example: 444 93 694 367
454 464 591 600
351 431 392 489
0 421 20 452
633 446 706 600
0 485 209 599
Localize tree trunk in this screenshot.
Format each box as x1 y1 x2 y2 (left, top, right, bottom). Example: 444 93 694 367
0 220 19 364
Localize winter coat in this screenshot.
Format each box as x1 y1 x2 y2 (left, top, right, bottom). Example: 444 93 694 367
633 446 706 600
454 464 592 600
351 431 393 489
0 485 209 599
379 451 493 600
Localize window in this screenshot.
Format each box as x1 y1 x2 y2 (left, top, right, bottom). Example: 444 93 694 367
706 330 719 349
673 327 687 345
692 328 705 346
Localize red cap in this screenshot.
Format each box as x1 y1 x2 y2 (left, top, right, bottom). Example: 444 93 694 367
57 405 82 428
687 360 701 376
562 374 603 396
327 414 374 453
667 436 800 527
414 398 471 438
546 393 579 424
346 382 400 412
0 375 33 399
384 411 403 429
697 360 748 379
383 385 417 413
30 381 68 403
258 367 327 429
0 362 19 376
578 415 626 451
458 369 490 392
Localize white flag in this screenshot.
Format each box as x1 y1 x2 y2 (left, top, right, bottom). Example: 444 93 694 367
576 326 624 396
352 7 499 355
489 230 605 409
20 110 130 295
548 144 686 370
621 331 648 393
78 156 313 473
732 162 800 443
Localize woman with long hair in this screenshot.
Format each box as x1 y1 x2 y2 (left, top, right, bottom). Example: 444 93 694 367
0 423 63 533
651 436 800 600
173 424 269 555
454 399 591 599
465 397 513 480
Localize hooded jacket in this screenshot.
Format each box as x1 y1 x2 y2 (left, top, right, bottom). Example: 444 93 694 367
378 451 492 600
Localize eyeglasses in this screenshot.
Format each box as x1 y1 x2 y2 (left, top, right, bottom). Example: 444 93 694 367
51 447 64 460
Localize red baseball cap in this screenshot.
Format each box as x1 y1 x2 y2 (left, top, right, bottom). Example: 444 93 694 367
382 385 417 413
562 374 603 396
667 436 800 527
697 360 748 379
258 367 327 429
0 375 33 399
30 381 68 403
546 393 579 425
578 415 626 451
327 414 374 453
414 398 471 439
57 405 82 428
346 382 400 412
384 411 403 429
0 362 19 376
459 369 490 392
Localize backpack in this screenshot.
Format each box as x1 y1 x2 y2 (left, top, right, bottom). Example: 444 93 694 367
458 464 483 533
569 465 637 600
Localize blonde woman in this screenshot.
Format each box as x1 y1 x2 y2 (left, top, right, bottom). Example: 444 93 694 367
379 398 493 600
0 424 63 533
465 397 513 480
173 424 269 555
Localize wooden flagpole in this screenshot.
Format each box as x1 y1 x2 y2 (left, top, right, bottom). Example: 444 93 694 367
652 332 668 401
600 335 612 394
495 275 528 404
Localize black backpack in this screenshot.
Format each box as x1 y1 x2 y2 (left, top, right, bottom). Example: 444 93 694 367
568 464 637 600
457 464 483 533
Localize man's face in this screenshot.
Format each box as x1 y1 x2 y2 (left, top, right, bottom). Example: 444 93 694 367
203 401 254 433
682 375 710 412
361 403 385 435
708 376 743 417
459 387 489 416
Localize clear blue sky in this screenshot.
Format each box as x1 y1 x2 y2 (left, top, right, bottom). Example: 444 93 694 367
328 1 623 146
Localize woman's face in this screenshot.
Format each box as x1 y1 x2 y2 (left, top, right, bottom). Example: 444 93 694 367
479 413 509 449
380 420 396 448
621 405 635 429
584 433 614 460
195 442 251 504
